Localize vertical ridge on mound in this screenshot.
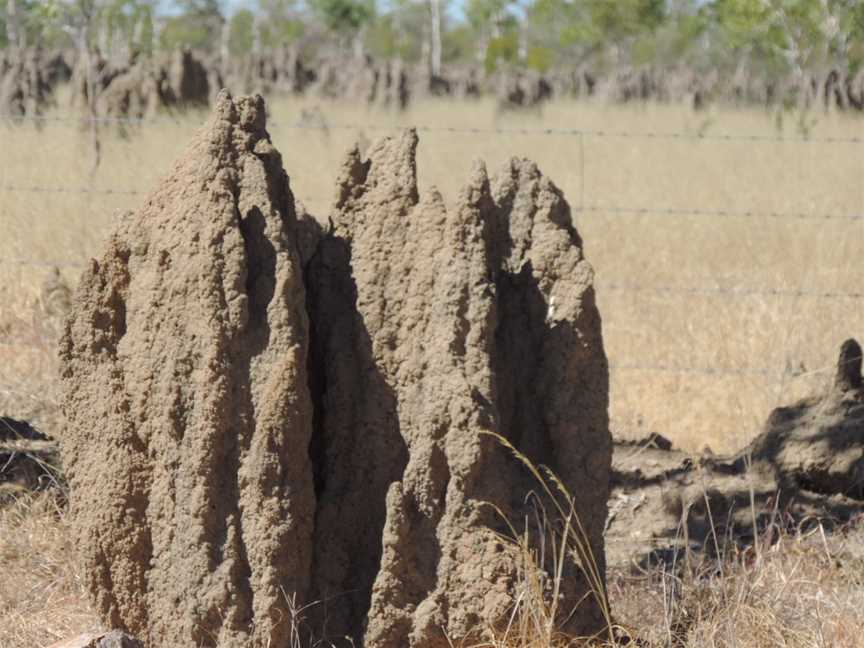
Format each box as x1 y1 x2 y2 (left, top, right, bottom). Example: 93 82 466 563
60 91 315 648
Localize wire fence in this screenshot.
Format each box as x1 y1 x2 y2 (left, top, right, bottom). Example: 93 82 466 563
1 110 862 392
3 251 862 303
3 111 864 144
2 182 863 223
0 335 835 383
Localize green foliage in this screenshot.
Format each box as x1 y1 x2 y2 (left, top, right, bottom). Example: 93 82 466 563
159 0 223 51
525 46 552 72
2 0 72 48
1 0 863 86
364 12 397 58
95 0 155 55
228 8 254 55
527 0 667 68
258 0 304 48
484 29 518 73
590 0 666 42
159 15 212 50
309 0 374 36
134 4 154 55
441 23 474 64
364 0 427 62
466 0 511 32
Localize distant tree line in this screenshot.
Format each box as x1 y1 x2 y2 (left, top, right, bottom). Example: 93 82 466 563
3 0 864 78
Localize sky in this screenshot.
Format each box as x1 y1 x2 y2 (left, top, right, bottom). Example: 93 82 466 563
157 0 256 16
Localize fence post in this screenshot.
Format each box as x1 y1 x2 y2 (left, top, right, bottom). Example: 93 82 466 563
579 131 586 213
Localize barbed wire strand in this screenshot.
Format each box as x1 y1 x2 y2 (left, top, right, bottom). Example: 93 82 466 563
0 113 858 388
2 184 861 223
0 184 141 196
3 256 860 303
2 112 863 144
597 283 864 300
579 205 864 222
0 336 836 383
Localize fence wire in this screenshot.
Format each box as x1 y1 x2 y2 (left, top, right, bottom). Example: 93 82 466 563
2 183 862 223
0 184 141 196
0 334 839 385
3 254 861 304
3 111 864 144
1 111 861 391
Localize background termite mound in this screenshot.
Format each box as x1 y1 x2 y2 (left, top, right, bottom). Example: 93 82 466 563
304 129 611 645
606 339 864 570
59 93 611 647
60 91 316 647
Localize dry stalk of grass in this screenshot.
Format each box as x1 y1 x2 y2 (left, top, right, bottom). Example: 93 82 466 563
473 436 864 648
466 433 618 648
611 517 864 648
0 492 100 648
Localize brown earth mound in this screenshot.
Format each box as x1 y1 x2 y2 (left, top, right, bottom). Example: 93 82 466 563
59 92 611 647
97 63 166 119
0 48 52 116
606 339 864 569
305 130 610 644
60 92 315 646
166 49 210 106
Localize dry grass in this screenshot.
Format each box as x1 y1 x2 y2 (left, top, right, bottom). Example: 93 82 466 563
610 518 864 648
0 492 100 647
6 482 864 647
2 92 862 451
1 90 863 645
469 438 864 648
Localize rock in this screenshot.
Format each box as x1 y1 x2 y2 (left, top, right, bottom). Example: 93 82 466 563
47 631 143 648
90 630 144 648
60 91 315 646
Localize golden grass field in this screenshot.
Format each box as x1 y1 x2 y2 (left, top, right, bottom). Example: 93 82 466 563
2 93 862 454
1 88 864 648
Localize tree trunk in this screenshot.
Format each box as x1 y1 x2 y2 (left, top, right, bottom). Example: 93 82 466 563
252 14 263 56
429 0 441 76
352 28 365 59
6 0 23 50
220 19 230 62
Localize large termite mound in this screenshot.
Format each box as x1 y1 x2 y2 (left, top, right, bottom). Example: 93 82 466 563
60 91 315 647
60 93 611 647
305 130 610 645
